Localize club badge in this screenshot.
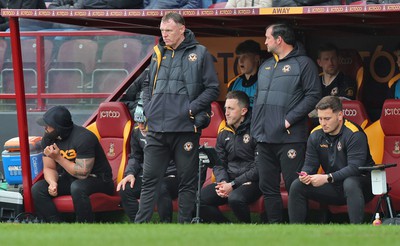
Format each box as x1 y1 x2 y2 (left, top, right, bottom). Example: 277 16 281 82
337 141 342 151
108 143 115 157
184 142 194 152
287 149 297 159
393 141 400 155
188 53 197 62
331 87 339 96
282 65 291 73
243 134 250 144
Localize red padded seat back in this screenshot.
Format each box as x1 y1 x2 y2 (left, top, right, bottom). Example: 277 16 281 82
341 100 370 129
379 99 400 202
101 38 143 71
57 39 98 73
200 102 225 147
95 102 132 184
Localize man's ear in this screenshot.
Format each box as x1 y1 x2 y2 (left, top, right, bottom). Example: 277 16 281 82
317 58 322 67
241 107 248 116
338 111 343 121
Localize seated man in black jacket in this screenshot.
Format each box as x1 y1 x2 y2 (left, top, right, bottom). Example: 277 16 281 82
116 101 178 223
288 96 374 224
200 91 261 223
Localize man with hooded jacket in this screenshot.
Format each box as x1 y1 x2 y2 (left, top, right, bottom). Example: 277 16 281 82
251 23 321 223
31 106 114 223
135 12 219 223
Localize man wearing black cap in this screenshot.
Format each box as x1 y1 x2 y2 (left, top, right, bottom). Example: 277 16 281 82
31 106 114 223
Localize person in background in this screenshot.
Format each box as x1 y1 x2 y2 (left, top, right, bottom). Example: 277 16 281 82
225 0 272 7
317 43 357 100
117 101 178 223
272 0 341 6
200 91 260 223
308 43 357 125
31 106 114 223
251 23 321 223
227 40 261 108
134 12 219 223
202 0 227 8
144 0 200 9
49 0 143 9
288 96 374 224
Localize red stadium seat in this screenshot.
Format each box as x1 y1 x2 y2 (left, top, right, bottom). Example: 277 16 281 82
338 49 365 100
370 99 400 212
46 39 98 105
199 101 225 148
342 100 370 129
52 102 132 213
0 39 7 71
329 99 400 217
1 39 53 94
89 38 143 93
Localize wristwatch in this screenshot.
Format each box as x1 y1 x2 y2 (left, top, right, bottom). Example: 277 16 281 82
230 180 237 189
327 173 334 183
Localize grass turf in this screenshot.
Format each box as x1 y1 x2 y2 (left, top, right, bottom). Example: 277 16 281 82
0 223 398 246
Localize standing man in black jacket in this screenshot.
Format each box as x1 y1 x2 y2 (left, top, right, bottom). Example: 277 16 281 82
288 96 374 224
117 102 178 223
135 12 220 223
251 23 321 223
200 91 260 223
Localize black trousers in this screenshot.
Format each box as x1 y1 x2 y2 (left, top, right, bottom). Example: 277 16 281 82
257 142 306 223
119 175 179 222
31 174 114 223
135 132 200 223
288 175 374 224
200 182 261 223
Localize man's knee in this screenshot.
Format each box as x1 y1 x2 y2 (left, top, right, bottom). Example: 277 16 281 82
343 176 363 194
31 180 48 198
228 191 246 206
119 186 136 200
70 181 87 198
289 178 303 194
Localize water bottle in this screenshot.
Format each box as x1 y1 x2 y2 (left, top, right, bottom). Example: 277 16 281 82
372 213 382 226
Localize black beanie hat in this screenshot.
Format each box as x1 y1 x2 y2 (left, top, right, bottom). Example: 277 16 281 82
37 106 74 138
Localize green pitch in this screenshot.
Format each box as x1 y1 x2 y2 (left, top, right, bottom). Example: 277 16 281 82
0 223 398 246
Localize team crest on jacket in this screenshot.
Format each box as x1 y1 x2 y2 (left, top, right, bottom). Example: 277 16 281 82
337 141 342 151
331 87 339 96
243 134 250 144
282 65 291 73
287 149 297 159
184 142 194 151
188 53 197 62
